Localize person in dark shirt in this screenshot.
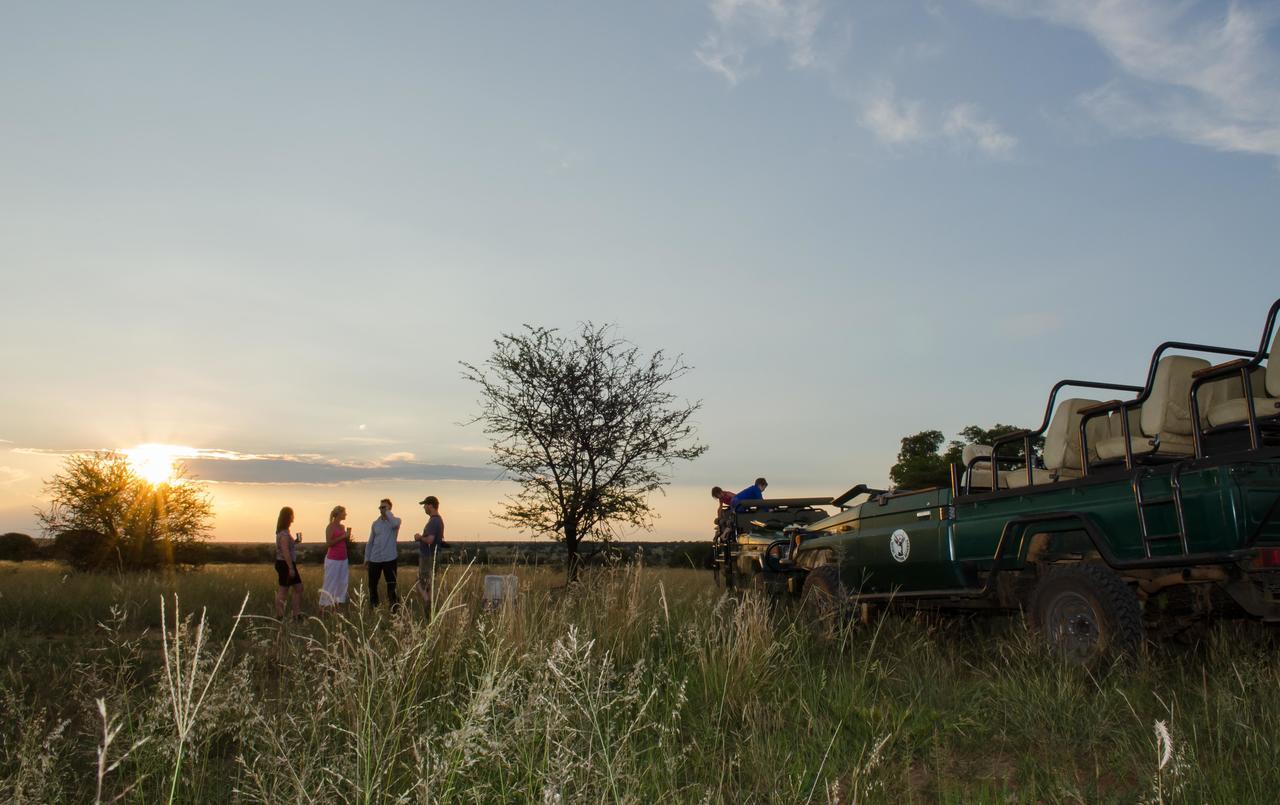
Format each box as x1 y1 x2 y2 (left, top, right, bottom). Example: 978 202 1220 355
732 477 768 511
413 495 446 615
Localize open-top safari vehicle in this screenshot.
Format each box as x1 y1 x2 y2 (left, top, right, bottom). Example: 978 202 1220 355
752 298 1280 661
708 497 834 589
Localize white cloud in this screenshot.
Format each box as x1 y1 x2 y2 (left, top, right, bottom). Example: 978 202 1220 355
943 103 1018 156
0 467 28 485
860 84 925 144
976 0 1280 159
860 87 1016 158
696 0 830 85
8 446 494 485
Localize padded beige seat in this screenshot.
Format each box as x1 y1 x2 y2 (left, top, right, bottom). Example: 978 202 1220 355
1205 336 1278 427
962 444 1008 490
1207 397 1280 426
1043 398 1109 479
1095 355 1207 461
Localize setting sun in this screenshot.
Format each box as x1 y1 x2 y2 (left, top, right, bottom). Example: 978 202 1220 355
124 443 195 486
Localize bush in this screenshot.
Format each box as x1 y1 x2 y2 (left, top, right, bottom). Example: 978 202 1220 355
53 529 114 572
0 532 38 561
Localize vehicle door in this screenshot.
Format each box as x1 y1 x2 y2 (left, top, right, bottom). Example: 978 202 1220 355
852 488 956 593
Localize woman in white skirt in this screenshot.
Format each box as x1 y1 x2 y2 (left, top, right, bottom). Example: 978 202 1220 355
320 505 352 610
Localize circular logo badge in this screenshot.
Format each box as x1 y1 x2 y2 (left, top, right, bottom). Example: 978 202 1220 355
890 529 911 563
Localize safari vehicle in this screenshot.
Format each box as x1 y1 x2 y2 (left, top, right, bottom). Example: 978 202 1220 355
759 298 1280 661
709 497 832 589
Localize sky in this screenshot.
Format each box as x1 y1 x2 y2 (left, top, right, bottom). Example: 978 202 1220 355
2 0 1278 542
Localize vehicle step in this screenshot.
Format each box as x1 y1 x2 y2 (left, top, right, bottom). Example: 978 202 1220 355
1139 496 1175 505
1143 533 1184 542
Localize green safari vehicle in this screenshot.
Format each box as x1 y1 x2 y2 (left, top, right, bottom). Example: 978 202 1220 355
758 299 1280 660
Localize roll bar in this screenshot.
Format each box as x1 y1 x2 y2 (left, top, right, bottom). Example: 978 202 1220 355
1076 340 1258 473
1188 297 1280 454
975 379 1143 493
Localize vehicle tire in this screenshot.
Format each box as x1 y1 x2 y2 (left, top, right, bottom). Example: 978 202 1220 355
1028 563 1143 663
801 565 847 640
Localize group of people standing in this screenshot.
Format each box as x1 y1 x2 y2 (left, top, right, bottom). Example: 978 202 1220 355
272 495 448 620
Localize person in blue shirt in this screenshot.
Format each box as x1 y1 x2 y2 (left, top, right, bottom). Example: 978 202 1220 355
732 478 768 511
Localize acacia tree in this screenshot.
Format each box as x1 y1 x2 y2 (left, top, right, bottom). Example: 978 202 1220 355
37 452 214 571
463 323 707 581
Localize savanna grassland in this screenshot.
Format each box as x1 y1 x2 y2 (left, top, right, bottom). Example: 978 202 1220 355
2 560 1279 803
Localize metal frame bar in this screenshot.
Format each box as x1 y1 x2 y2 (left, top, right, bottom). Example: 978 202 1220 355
1190 298 1280 456
1076 341 1256 476
982 379 1143 492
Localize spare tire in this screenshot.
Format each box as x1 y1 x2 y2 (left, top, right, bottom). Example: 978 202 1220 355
1028 562 1143 663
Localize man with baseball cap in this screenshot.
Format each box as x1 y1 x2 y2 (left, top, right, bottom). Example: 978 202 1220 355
413 495 447 615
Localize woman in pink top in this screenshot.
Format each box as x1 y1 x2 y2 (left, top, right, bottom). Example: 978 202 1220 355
320 505 352 609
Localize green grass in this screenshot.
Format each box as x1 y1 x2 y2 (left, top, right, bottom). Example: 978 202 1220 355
1 560 1279 802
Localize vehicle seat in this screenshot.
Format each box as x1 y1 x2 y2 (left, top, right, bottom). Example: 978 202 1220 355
1205 333 1280 427
1095 355 1207 461
962 444 1009 490
1041 398 1108 479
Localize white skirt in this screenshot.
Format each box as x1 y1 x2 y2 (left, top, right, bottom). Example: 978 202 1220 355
320 557 349 606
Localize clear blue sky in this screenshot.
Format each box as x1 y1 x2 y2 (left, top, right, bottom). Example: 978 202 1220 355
2 1 1278 540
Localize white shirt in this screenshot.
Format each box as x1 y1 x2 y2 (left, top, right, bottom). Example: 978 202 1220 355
366 513 402 563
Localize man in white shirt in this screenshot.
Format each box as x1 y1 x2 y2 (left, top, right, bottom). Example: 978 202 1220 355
366 498 402 610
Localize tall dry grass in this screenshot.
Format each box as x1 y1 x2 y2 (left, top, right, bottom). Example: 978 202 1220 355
2 560 1280 802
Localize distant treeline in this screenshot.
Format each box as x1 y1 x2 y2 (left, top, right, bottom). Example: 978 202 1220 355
0 532 713 571
199 540 714 569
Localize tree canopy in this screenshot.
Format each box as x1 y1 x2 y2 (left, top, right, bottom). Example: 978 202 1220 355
463 323 707 580
37 452 214 571
889 423 1041 490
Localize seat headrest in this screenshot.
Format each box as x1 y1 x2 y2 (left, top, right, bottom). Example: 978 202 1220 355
1143 355 1210 436
961 443 993 465
1044 398 1108 472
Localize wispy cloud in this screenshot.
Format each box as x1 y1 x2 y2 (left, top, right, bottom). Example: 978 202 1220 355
943 103 1018 156
975 0 1280 160
0 467 27 485
860 86 1016 157
184 454 496 486
696 0 831 85
13 446 496 486
860 83 925 145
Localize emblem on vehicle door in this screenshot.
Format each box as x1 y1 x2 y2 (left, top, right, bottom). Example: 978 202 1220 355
890 529 911 563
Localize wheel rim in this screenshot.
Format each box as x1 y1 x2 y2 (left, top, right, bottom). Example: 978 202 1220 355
1045 591 1103 660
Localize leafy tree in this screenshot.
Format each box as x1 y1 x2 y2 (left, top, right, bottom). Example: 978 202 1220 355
890 423 1045 490
37 452 214 571
889 429 952 490
463 323 707 581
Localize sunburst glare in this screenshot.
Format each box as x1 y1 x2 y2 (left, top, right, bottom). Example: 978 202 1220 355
123 443 196 486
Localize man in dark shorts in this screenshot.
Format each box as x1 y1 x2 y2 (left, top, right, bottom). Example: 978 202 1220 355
413 495 447 615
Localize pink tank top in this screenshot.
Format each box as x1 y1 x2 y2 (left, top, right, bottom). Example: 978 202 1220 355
326 523 348 561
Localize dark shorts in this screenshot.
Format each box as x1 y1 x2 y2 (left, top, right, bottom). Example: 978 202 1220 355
275 559 301 587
